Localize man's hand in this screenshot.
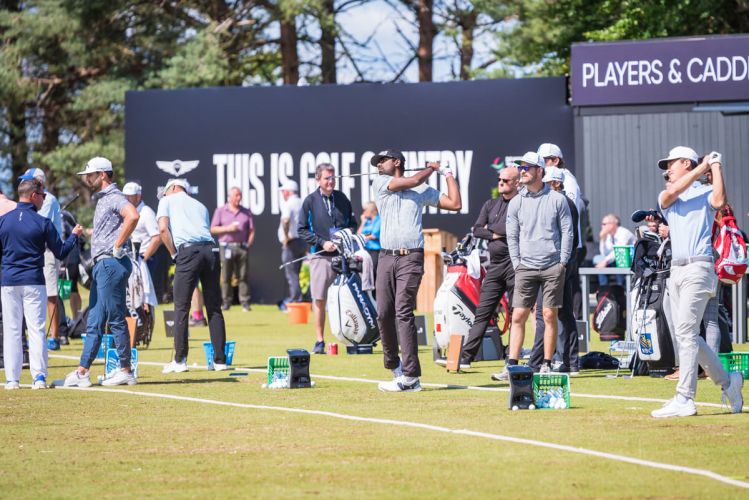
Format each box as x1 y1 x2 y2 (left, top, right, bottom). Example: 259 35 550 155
437 164 453 177
425 161 440 172
113 245 125 259
322 240 337 252
595 260 608 269
72 224 83 236
708 151 722 167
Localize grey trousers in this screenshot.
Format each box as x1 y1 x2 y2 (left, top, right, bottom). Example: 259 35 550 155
220 243 250 306
282 238 307 303
376 252 424 378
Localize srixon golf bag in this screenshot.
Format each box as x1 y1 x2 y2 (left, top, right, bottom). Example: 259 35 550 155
327 230 380 347
630 231 675 377
433 233 510 354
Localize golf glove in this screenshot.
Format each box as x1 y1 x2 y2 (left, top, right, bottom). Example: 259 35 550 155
438 164 453 177
112 245 125 259
708 151 722 166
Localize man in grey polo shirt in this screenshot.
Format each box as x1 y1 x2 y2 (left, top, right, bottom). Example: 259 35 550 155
651 146 743 418
493 151 572 381
64 157 140 387
372 150 462 392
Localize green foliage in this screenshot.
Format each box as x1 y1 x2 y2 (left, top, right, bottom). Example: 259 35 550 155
151 31 230 89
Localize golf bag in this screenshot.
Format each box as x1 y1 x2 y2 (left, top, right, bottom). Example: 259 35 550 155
327 230 380 346
433 233 509 353
593 285 626 341
126 248 154 348
630 231 675 377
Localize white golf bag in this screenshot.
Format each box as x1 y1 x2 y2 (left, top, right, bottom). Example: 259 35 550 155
327 229 380 346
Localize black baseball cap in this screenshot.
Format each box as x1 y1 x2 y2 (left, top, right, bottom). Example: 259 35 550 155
370 149 406 167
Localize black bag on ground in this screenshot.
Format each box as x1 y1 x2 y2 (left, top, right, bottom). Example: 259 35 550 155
593 285 626 341
580 351 619 370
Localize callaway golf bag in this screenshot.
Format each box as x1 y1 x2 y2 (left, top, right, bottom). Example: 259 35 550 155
327 229 380 346
433 233 509 356
630 227 675 377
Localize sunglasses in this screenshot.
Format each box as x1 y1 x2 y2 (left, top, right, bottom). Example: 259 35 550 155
497 177 513 184
517 165 537 172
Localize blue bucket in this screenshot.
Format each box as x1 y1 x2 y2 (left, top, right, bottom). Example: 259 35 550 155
203 341 236 369
81 333 113 360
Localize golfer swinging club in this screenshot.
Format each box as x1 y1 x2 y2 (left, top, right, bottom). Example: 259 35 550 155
372 150 461 392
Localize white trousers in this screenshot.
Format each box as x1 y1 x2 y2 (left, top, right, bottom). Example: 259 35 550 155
2 285 47 383
668 262 729 399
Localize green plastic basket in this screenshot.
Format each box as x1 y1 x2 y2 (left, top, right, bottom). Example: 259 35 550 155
613 245 633 268
267 356 289 385
58 278 72 300
718 352 749 379
532 373 571 409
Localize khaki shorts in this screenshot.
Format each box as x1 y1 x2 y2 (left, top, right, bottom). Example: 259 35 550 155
512 263 565 309
43 250 60 297
309 254 337 301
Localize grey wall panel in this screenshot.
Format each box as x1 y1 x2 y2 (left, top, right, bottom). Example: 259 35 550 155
580 111 749 255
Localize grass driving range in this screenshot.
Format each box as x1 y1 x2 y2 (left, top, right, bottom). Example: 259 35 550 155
1 304 748 498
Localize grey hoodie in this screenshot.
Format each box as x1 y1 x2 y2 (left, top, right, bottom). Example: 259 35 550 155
506 185 573 270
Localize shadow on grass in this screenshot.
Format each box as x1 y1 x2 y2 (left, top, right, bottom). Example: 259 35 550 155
135 378 241 385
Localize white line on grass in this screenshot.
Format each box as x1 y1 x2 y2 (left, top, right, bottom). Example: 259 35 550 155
51 384 749 490
50 354 747 410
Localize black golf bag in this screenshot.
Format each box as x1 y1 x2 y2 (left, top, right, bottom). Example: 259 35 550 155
327 230 380 347
593 285 627 341
630 231 675 377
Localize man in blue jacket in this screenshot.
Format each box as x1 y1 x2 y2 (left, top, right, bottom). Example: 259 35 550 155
0 178 81 390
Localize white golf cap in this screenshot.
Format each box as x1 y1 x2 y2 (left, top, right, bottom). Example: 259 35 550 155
159 178 190 199
537 143 563 159
122 182 142 196
280 179 298 192
657 146 698 170
542 166 565 183
77 156 113 175
515 151 544 168
22 168 46 183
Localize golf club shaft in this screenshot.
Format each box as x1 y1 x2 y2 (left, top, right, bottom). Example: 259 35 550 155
278 249 327 269
334 168 426 179
62 193 80 211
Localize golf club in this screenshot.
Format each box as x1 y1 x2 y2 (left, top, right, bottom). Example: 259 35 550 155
278 249 328 269
333 168 429 179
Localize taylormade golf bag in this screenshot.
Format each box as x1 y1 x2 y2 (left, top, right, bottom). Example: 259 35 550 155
630 230 675 377
327 230 380 346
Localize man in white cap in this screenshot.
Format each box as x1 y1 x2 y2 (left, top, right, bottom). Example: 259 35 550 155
493 152 572 381
122 181 159 310
157 178 228 373
20 168 65 350
528 167 581 374
278 179 306 308
64 157 140 387
651 146 743 417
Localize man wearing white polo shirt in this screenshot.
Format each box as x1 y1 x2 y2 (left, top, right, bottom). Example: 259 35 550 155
651 146 743 417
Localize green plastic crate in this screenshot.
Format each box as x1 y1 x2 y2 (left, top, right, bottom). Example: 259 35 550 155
532 373 571 409
719 352 749 379
267 356 289 385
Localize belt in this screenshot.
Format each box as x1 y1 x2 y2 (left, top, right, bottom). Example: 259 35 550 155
380 248 424 256
220 242 243 247
94 254 113 264
178 241 216 251
671 256 713 267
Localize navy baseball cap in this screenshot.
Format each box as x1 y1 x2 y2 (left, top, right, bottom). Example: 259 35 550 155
370 149 406 167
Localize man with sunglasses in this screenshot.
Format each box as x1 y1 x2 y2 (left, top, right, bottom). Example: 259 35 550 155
1 178 82 390
493 152 572 380
298 163 357 355
459 165 520 368
371 149 461 392
651 146 743 417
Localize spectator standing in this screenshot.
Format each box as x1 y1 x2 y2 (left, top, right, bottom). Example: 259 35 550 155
298 163 357 354
460 166 520 367
652 146 742 417
158 179 228 373
593 214 635 286
371 150 462 392
64 157 139 387
278 180 306 308
1 179 81 389
21 168 65 350
210 187 254 312
357 201 381 275
493 152 572 381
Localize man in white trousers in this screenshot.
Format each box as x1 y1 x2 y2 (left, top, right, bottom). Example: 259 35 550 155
0 178 81 389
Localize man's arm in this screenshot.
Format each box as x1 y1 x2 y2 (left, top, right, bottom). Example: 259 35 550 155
297 196 325 248
158 216 177 258
247 227 255 247
557 198 573 265
143 234 162 260
46 222 82 261
708 157 726 210
437 174 462 211
472 199 494 240
506 199 520 269
115 203 139 249
386 165 436 192
659 156 711 209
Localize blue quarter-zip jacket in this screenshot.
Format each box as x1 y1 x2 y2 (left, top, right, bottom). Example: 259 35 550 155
0 202 78 286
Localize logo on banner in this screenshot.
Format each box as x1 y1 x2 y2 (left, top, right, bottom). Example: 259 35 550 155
156 159 200 176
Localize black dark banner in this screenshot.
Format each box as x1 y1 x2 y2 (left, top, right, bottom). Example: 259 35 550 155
125 78 572 303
